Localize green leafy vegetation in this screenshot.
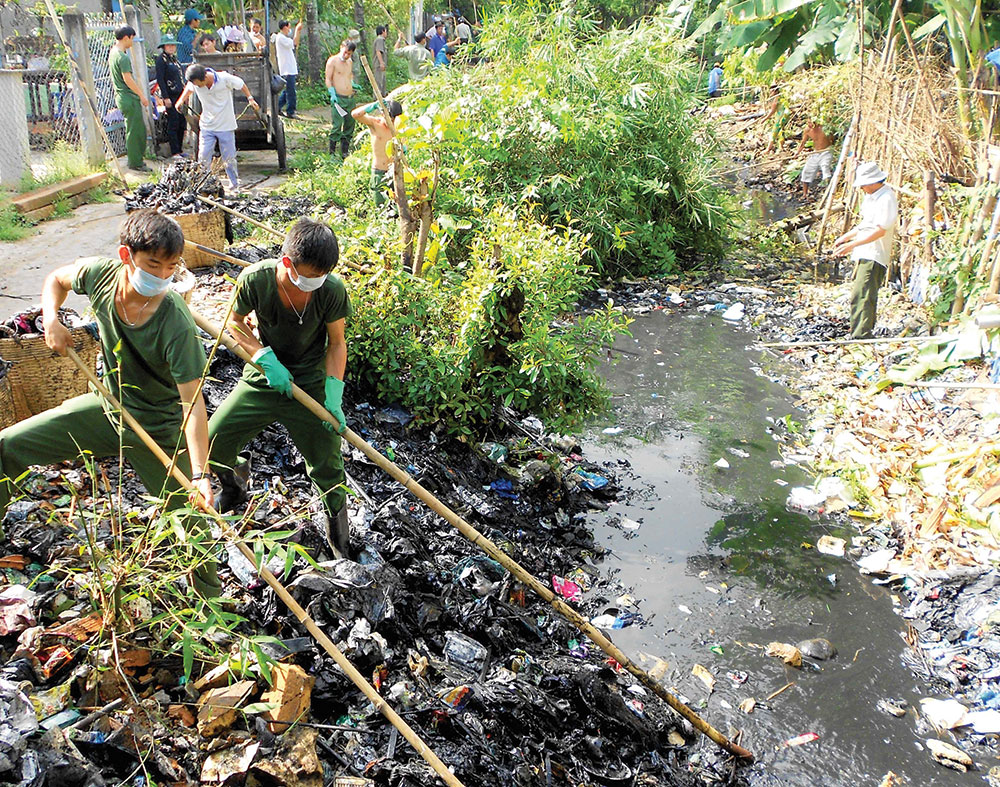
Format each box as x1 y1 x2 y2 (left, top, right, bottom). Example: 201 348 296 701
0 203 32 242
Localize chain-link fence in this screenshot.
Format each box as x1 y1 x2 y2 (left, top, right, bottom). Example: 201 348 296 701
2 33 80 151
85 12 127 159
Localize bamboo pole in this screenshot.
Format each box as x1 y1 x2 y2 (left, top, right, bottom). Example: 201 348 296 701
189 308 755 761
815 113 858 252
195 195 284 239
756 334 956 349
185 240 249 267
979 196 1000 294
63 348 466 787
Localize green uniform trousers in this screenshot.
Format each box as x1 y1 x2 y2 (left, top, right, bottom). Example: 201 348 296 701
117 93 146 168
0 393 221 597
849 258 886 339
207 378 346 519
330 93 357 155
371 168 388 206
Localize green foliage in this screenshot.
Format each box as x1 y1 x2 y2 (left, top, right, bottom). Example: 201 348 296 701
0 203 32 242
347 209 629 433
390 2 730 276
19 142 102 193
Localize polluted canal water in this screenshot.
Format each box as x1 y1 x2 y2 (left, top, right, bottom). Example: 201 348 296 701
584 308 982 785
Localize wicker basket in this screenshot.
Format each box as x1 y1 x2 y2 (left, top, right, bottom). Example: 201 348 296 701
0 326 100 425
173 210 227 269
0 373 16 430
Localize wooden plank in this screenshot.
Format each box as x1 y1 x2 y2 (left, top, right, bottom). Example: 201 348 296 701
21 191 96 222
12 172 107 213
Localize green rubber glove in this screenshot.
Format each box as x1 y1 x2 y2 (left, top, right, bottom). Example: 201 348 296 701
328 87 339 104
352 81 362 91
255 347 294 398
324 375 347 433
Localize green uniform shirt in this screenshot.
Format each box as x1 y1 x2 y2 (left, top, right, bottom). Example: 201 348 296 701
72 257 207 433
234 260 351 387
110 47 134 103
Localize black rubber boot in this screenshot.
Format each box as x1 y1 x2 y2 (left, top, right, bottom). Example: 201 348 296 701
329 503 351 559
329 133 337 155
340 138 350 159
216 461 249 514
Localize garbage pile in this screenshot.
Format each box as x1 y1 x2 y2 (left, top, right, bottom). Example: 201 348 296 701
0 323 726 785
126 160 224 213
0 308 91 340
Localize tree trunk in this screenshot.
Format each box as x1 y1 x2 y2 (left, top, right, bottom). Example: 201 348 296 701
305 1 320 82
354 0 368 67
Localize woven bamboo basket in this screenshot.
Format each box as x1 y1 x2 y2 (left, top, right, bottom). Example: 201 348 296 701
173 210 227 269
0 372 16 430
0 326 100 425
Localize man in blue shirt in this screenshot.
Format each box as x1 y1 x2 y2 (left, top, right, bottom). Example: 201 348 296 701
177 8 203 67
708 62 723 98
435 44 454 67
426 22 448 57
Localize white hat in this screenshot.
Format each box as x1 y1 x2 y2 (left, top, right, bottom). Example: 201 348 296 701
855 161 888 187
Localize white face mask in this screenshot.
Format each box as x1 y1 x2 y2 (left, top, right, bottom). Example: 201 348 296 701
287 261 328 292
127 251 173 297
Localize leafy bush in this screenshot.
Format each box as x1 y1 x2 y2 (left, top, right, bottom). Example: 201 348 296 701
346 209 628 435
388 2 731 277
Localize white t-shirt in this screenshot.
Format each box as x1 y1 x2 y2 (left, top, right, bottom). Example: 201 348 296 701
456 22 471 40
275 31 297 76
852 183 898 267
191 70 246 132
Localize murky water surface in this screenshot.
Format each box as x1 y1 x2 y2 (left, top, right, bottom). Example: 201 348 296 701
585 310 983 785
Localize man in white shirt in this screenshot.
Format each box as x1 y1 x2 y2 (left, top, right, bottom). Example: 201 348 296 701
833 161 899 339
176 64 259 191
456 17 472 44
275 19 303 118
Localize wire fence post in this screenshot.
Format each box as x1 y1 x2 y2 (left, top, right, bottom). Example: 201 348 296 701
64 12 104 166
124 4 156 158
0 69 31 187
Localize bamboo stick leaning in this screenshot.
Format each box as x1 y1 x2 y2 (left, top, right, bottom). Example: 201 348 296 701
189 307 755 761
62 347 467 787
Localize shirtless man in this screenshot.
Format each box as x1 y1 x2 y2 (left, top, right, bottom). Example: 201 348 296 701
351 99 403 206
325 40 357 159
799 120 833 199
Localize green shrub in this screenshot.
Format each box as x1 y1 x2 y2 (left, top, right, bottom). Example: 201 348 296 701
386 2 731 276
346 208 628 435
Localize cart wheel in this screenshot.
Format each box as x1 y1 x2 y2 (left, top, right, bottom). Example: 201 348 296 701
275 115 287 172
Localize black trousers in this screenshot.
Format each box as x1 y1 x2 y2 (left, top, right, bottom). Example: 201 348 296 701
165 104 187 156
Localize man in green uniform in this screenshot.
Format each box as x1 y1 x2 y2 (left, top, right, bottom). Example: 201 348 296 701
0 210 220 597
208 218 353 557
110 25 150 172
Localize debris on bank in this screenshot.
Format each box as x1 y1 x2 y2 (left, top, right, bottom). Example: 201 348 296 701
0 267 730 786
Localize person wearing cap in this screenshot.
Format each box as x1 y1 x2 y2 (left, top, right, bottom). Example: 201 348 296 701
177 8 203 67
832 162 899 339
155 35 187 158
275 19 304 118
707 62 723 98
455 16 472 44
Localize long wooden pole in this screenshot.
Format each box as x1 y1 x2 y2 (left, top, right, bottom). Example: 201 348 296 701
62 348 466 787
189 308 755 761
43 0 129 186
195 195 284 238
815 112 858 252
756 334 956 349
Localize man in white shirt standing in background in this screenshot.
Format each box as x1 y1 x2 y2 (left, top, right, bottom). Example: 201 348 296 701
275 19 303 119
832 162 899 339
176 64 259 192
